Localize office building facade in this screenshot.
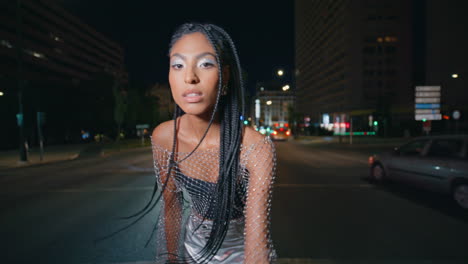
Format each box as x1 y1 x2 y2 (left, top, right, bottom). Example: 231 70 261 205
0 0 128 149
295 0 415 136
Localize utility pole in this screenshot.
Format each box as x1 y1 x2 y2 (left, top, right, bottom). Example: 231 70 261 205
16 0 27 162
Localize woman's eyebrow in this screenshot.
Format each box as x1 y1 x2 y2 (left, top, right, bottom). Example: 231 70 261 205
196 52 216 60
170 52 216 61
170 53 185 60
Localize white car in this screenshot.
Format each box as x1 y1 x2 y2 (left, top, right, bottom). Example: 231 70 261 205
368 135 468 210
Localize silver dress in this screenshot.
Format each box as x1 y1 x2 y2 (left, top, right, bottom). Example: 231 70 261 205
151 136 277 263
184 214 245 263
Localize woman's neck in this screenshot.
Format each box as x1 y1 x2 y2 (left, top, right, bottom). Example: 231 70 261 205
183 113 220 147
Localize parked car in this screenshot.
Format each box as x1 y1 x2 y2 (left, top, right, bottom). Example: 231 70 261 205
368 135 468 210
270 127 291 141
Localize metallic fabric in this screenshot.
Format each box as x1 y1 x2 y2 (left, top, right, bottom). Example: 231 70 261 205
184 214 245 263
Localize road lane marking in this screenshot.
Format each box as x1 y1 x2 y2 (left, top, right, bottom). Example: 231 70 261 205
3 183 374 194
2 187 155 193
275 183 373 189
108 259 464 264
108 260 330 264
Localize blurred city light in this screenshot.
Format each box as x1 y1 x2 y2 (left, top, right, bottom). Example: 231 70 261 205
0 91 4 96
266 100 272 105
452 73 459 78
277 69 284 76
282 84 290 91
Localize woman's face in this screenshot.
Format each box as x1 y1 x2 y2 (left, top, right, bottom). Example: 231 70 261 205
169 32 219 118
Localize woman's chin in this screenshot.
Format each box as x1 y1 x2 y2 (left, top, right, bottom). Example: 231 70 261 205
180 106 212 119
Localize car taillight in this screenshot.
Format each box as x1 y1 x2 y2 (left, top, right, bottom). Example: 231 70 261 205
368 156 374 166
286 131 291 136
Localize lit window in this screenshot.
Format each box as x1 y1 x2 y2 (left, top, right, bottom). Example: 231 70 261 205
1 40 13 49
49 33 63 42
24 49 46 59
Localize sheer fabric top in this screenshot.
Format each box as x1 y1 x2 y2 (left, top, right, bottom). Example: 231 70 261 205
151 135 277 263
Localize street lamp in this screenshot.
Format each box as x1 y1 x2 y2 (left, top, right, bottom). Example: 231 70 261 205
282 84 290 91
0 91 4 96
266 100 272 105
277 69 284 77
452 73 459 79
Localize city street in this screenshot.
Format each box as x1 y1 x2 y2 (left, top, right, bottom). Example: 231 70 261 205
1 139 468 263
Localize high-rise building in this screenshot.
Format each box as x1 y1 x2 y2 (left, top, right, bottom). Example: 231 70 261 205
424 0 468 133
295 0 416 136
0 0 128 149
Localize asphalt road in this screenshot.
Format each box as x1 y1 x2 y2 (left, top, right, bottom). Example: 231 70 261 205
273 140 468 263
1 140 468 264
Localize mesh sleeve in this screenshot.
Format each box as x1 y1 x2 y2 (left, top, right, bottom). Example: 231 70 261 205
243 137 277 263
151 141 184 263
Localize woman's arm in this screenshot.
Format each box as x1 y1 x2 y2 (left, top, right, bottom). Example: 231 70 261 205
151 123 183 262
244 136 277 263
162 176 182 261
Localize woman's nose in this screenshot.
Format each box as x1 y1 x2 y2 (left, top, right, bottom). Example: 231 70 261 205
184 67 199 84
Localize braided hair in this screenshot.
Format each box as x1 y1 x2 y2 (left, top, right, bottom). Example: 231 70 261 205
166 23 246 263
94 23 245 264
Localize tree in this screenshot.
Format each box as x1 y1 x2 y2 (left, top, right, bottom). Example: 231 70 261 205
113 78 127 141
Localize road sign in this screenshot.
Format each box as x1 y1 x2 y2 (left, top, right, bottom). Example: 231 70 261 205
414 86 441 120
415 109 440 114
16 113 23 127
415 86 440 92
415 104 441 109
136 124 149 129
415 114 442 121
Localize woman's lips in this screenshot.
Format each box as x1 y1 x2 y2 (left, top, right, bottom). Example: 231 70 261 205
183 92 203 103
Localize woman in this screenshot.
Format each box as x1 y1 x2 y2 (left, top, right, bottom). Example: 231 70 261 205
151 23 277 263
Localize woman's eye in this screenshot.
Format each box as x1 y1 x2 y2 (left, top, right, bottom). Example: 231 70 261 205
199 60 216 68
201 62 214 68
171 63 183 69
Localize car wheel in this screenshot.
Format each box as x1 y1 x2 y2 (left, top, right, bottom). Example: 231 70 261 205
452 183 468 210
371 163 385 182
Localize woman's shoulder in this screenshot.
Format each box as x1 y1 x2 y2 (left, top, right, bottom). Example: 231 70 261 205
242 126 273 150
151 120 175 150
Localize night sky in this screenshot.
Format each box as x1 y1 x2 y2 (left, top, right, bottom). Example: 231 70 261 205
59 0 295 89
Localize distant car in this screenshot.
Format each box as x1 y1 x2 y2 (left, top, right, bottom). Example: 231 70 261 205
270 128 291 141
368 135 468 210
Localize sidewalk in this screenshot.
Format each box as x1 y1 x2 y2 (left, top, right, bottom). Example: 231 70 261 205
0 139 151 170
293 135 411 147
0 143 85 170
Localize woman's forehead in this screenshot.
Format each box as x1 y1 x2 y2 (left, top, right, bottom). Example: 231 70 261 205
170 32 215 56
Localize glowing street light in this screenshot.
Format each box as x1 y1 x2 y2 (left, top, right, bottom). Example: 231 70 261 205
277 69 284 77
266 100 272 105
282 84 290 91
452 73 459 78
0 91 4 96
